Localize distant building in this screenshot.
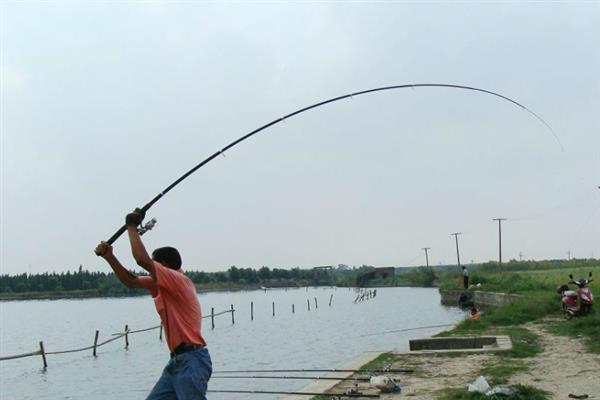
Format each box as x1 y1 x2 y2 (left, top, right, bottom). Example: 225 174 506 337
357 267 395 286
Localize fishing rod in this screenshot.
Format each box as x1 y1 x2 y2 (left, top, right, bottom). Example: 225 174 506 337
211 374 371 381
207 389 380 398
103 83 562 245
212 368 413 374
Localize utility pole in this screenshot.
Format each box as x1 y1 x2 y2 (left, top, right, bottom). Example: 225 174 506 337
492 218 507 266
451 233 462 269
422 247 431 270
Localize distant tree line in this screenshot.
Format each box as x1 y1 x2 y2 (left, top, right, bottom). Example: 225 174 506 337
0 264 378 297
3 259 596 298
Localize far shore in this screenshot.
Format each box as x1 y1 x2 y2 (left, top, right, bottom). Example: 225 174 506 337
0 283 425 302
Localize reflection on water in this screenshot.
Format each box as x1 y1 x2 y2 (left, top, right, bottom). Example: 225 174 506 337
0 287 465 399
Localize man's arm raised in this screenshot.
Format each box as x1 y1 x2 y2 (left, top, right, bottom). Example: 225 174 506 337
125 209 155 278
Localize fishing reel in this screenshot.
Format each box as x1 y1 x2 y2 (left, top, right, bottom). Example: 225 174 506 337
137 218 157 236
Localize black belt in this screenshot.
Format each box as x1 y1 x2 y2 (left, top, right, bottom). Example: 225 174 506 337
170 343 204 358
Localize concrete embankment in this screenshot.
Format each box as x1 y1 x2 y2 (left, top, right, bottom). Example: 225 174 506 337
440 289 522 308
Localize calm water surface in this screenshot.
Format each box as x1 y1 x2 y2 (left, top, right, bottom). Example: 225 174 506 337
0 287 465 399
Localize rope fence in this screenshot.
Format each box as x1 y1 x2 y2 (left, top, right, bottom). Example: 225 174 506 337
1 293 343 369
0 306 235 368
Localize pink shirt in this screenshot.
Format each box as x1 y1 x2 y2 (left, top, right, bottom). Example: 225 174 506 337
139 262 206 352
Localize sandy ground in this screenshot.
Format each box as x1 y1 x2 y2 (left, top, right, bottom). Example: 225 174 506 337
325 318 600 399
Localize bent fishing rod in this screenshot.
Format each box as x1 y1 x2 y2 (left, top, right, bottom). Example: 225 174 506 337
103 83 562 244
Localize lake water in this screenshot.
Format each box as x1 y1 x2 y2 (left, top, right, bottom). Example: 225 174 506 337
0 287 465 399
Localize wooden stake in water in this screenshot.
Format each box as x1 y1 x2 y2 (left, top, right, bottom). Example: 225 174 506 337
251 301 254 321
329 294 333 306
93 330 100 357
211 307 215 329
307 299 310 311
159 323 163 341
125 324 129 349
292 303 295 313
314 297 318 309
231 304 235 325
39 341 47 369
272 301 275 317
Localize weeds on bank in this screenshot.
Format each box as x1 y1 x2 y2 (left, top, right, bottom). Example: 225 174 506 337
358 352 397 371
438 293 554 333
438 266 599 294
438 384 550 400
481 359 528 385
546 312 600 353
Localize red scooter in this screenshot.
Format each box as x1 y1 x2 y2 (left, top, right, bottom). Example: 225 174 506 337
557 272 594 320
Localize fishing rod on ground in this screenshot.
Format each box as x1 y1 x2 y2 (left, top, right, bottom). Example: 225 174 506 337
207 389 380 398
100 83 562 244
211 374 371 381
212 368 413 374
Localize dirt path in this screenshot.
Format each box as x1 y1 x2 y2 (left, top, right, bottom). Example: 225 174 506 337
325 318 600 399
508 320 600 399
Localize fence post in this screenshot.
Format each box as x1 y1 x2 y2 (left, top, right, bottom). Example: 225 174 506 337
125 324 129 349
159 323 163 341
93 330 100 357
314 297 318 309
231 304 235 325
329 294 333 306
39 341 47 369
251 301 254 321
211 307 215 329
307 299 310 311
272 301 275 317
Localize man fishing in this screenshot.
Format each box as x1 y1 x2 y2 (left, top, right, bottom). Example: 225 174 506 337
95 208 211 400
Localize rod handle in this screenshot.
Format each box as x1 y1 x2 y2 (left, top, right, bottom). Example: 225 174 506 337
106 225 128 245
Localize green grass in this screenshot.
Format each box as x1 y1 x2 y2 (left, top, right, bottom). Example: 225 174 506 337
437 266 599 352
438 266 599 294
357 352 397 371
436 324 542 359
437 294 554 332
481 359 528 385
546 311 600 353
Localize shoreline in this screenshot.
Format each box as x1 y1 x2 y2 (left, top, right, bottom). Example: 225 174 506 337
0 284 427 302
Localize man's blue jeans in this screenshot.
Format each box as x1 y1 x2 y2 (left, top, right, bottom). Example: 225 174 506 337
147 347 212 400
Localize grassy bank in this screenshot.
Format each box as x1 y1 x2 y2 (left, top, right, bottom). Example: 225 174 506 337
320 265 599 400
435 265 599 398
439 265 600 352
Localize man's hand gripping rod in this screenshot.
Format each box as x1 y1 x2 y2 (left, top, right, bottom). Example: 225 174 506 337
106 205 159 245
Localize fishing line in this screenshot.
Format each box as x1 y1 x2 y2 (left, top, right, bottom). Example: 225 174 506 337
564 201 600 255
103 83 562 245
510 187 599 221
359 323 456 337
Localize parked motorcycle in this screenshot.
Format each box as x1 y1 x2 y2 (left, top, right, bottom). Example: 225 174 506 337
556 272 594 319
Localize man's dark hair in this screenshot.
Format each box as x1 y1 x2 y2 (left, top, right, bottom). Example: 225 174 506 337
152 247 182 270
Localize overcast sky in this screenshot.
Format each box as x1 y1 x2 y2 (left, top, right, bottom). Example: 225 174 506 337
1 1 599 275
